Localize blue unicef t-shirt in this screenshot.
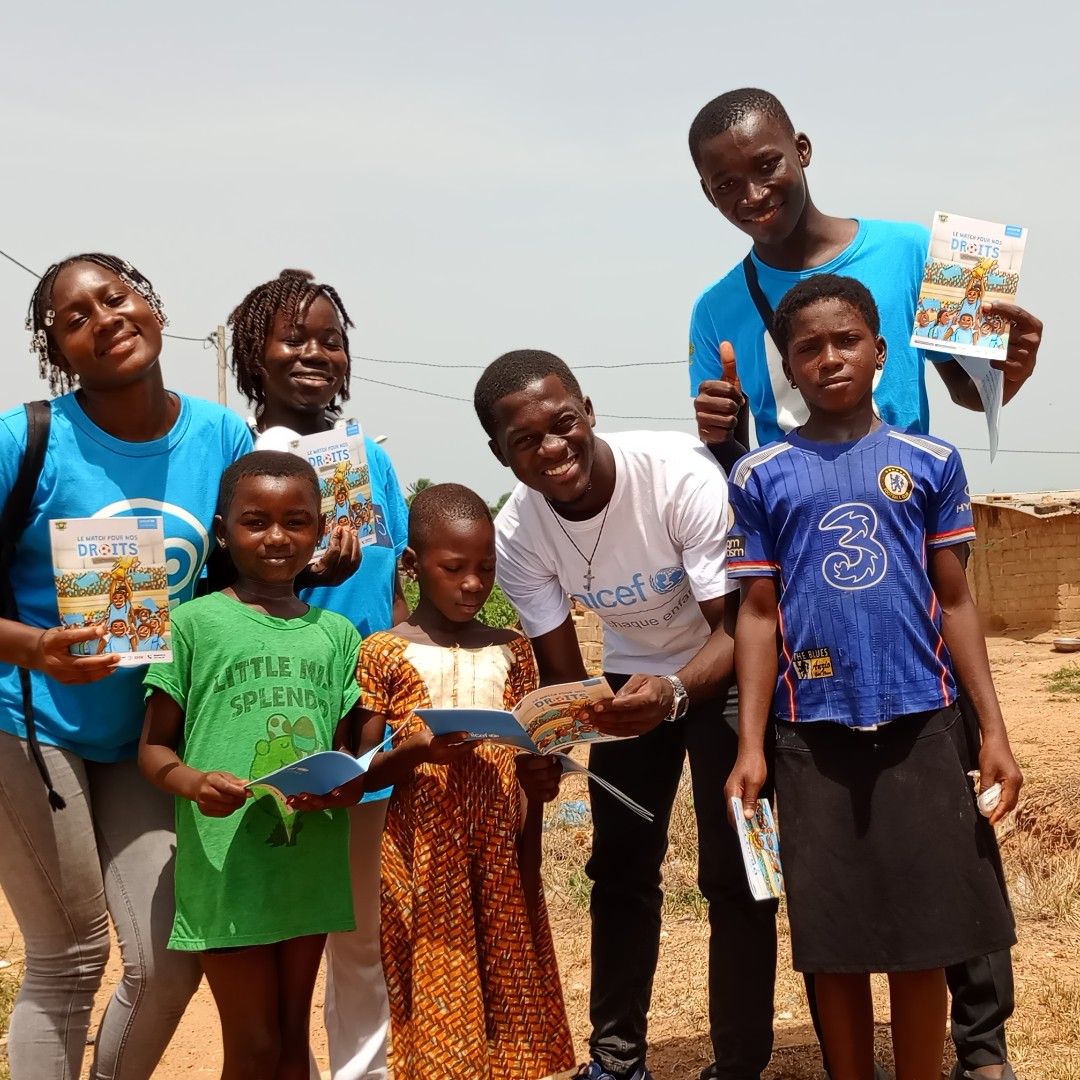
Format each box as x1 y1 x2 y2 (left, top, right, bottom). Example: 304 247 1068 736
689 219 947 446
0 393 253 761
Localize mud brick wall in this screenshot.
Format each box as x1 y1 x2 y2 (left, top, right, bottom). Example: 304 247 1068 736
968 503 1080 635
571 602 605 675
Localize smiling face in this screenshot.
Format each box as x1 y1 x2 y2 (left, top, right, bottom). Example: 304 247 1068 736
488 374 598 506
405 517 497 624
782 298 885 419
260 295 349 416
47 262 164 391
216 474 322 586
695 110 812 247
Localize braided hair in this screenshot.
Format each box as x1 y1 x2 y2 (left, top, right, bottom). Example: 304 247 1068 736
228 269 355 412
25 253 167 397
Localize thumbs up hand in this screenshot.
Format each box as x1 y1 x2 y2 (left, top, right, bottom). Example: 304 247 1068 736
695 341 746 445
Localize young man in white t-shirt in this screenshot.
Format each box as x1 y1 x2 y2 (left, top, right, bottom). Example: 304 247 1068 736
473 350 777 1080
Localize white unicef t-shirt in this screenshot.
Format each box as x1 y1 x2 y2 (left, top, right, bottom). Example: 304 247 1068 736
495 431 733 676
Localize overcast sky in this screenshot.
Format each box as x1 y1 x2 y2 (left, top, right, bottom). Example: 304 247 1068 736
1 0 1075 503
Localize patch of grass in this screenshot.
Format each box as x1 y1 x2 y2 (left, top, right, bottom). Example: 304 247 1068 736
1045 664 1080 696
0 947 19 1080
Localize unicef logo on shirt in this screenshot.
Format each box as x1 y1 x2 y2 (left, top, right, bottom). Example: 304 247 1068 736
649 567 685 595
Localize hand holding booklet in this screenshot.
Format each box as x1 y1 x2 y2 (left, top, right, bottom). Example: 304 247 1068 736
414 677 654 821
731 797 785 901
246 734 392 805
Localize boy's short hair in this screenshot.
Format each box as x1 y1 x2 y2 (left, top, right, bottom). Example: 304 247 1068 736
688 88 795 167
473 349 583 438
408 483 492 550
218 450 321 518
772 275 882 357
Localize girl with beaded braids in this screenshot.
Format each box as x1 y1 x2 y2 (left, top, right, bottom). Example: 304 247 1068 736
0 253 252 1080
228 269 409 1080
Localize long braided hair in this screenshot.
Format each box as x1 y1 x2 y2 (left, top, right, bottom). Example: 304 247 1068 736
228 269 355 413
25 253 168 397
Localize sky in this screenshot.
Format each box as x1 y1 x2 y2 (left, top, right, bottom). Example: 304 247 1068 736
1 0 1076 503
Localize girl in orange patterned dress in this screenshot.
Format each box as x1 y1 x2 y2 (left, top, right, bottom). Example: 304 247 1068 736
354 483 575 1080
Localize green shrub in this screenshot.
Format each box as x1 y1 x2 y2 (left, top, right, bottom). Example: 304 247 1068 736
401 578 519 629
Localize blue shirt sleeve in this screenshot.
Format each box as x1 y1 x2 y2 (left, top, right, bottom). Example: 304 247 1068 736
371 445 408 559
727 469 779 578
925 448 977 548
689 294 721 397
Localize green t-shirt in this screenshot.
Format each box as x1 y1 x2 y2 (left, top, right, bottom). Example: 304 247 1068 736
144 591 361 950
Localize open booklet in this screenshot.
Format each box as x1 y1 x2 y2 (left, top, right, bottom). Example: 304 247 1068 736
731 797 785 901
246 732 393 806
414 677 654 821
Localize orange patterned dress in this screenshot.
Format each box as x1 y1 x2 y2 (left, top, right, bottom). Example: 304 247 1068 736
359 631 575 1080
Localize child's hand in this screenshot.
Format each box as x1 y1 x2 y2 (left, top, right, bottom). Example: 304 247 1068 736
301 526 362 589
193 771 251 817
34 625 121 684
977 736 1023 825
515 754 563 803
426 731 475 765
286 775 366 812
724 751 767 828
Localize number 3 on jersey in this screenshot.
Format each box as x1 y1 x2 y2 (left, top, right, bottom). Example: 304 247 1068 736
818 502 888 590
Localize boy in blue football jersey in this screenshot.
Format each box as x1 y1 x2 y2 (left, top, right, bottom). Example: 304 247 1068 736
725 275 1020 1080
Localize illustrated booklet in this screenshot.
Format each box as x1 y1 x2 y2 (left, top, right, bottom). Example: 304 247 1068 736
49 516 172 665
730 796 785 901
286 420 380 559
414 677 655 821
911 211 1029 459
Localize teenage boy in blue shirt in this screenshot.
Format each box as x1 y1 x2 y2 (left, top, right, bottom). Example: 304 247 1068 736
684 87 1035 1080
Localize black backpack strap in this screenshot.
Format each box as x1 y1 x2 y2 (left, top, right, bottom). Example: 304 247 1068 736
0 401 65 811
741 254 785 358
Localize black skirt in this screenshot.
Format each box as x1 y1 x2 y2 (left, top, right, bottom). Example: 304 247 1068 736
774 705 1016 974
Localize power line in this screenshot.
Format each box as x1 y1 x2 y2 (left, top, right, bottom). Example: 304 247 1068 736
354 354 684 371
5 243 1077 456
0 249 40 278
352 373 1080 452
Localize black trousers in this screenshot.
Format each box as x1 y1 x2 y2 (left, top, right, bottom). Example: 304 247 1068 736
804 689 1014 1071
585 674 777 1079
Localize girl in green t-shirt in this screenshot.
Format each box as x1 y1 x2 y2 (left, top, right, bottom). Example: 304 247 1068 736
141 451 370 1080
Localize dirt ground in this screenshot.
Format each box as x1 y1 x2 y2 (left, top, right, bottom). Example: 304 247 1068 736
1 637 1077 1080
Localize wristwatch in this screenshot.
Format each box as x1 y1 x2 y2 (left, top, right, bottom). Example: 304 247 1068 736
661 674 690 722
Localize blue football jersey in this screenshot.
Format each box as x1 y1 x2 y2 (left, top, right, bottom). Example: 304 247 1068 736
728 425 976 726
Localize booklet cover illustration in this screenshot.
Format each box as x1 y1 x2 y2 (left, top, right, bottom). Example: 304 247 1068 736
731 797 785 901
287 421 378 559
415 678 654 821
50 517 172 665
911 212 1028 362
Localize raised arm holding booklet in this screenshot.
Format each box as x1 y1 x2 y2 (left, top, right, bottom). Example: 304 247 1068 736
912 211 1029 459
414 677 654 821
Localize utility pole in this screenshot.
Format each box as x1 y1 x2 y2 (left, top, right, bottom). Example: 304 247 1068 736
215 325 227 406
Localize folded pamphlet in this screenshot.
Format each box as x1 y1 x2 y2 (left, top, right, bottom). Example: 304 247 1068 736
731 796 785 901
246 735 391 805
